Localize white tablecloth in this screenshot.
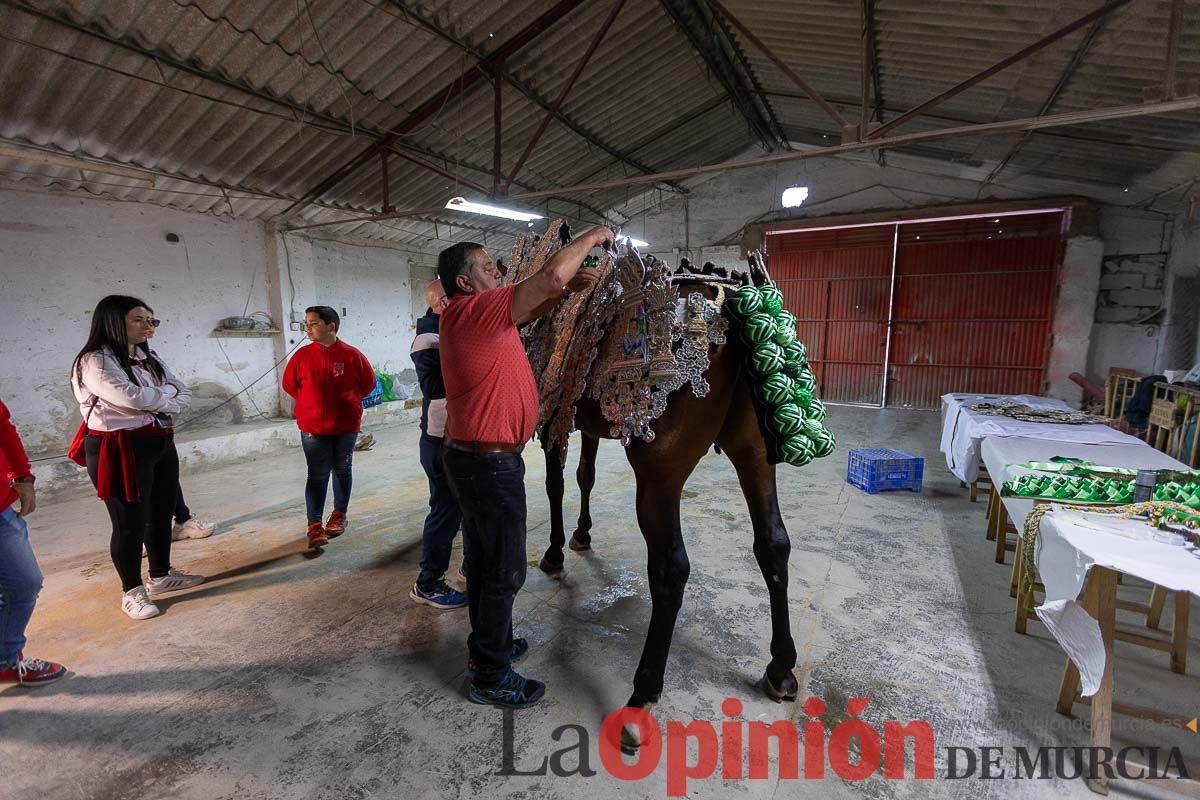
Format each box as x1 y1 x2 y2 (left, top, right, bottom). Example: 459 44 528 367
1034 509 1200 696
981 437 1188 537
938 394 1138 483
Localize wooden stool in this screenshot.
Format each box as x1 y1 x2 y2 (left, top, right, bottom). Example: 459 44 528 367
1056 568 1197 794
1014 534 1190 674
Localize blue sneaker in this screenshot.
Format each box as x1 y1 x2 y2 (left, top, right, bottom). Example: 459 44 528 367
467 638 528 675
409 580 467 609
468 668 545 709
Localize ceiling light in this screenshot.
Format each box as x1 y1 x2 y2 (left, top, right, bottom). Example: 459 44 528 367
614 233 649 248
781 186 809 208
445 196 544 222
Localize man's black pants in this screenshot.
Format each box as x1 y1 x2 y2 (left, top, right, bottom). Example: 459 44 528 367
441 447 526 688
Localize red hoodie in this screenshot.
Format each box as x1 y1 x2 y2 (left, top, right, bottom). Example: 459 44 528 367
0 399 33 513
282 339 376 435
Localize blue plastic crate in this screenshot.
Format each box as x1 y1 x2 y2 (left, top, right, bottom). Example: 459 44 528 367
846 448 923 494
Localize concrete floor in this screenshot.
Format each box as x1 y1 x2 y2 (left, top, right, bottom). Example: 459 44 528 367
2 407 1196 799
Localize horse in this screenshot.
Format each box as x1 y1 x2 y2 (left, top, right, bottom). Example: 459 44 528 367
528 248 799 751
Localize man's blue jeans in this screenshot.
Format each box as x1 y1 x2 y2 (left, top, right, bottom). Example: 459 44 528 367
301 432 358 524
416 434 465 592
0 506 43 668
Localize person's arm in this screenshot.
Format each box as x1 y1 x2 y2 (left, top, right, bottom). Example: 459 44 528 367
1 400 36 516
510 226 612 326
282 353 300 399
411 344 445 401
157 359 193 411
82 352 191 414
357 352 377 398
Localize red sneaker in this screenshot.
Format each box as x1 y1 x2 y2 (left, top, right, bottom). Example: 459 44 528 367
325 512 347 538
0 654 68 686
307 522 329 549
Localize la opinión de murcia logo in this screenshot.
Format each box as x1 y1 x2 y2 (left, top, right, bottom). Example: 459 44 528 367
498 697 1193 796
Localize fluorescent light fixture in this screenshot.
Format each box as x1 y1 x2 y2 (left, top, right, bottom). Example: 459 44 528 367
781 186 809 208
614 233 649 248
444 196 543 222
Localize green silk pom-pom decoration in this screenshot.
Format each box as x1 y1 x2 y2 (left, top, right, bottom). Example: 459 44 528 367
759 372 796 407
773 322 797 347
804 398 827 422
726 286 763 319
792 386 813 408
771 402 806 437
760 285 784 317
810 428 836 458
777 310 797 333
743 313 777 345
750 342 786 376
782 340 807 367
801 418 826 440
793 368 817 394
780 435 815 466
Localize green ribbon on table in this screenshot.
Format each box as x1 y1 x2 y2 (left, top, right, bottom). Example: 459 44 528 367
1001 472 1200 508
1013 458 1200 483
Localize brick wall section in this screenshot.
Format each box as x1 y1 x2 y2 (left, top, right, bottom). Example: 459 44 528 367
1095 252 1166 323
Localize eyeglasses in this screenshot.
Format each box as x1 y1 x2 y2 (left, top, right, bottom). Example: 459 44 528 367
133 318 161 328
150 319 161 328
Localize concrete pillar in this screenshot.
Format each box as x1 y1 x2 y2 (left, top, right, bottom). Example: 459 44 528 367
1047 208 1103 407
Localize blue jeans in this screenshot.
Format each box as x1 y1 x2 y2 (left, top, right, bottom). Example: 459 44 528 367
417 435 465 592
301 432 358 524
0 506 44 668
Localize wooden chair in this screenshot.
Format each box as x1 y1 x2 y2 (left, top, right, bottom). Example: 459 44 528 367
1146 382 1200 468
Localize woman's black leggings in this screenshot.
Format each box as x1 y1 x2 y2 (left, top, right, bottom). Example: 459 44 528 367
84 433 179 592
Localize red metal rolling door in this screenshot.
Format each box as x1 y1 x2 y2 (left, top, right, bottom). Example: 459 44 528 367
886 213 1063 407
769 226 894 405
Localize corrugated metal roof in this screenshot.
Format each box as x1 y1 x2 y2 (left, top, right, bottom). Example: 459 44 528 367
0 0 1197 247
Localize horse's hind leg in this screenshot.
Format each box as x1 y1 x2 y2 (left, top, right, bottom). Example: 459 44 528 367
539 442 568 573
716 397 799 702
569 432 599 552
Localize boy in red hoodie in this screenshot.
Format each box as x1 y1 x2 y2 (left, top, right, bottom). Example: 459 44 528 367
0 398 67 685
282 306 377 548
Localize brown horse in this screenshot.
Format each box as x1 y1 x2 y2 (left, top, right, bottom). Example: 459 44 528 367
534 266 799 748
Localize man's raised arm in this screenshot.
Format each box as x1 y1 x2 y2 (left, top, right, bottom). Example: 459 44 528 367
510 226 613 326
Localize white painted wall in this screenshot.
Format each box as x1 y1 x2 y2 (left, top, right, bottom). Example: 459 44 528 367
0 187 434 456
0 188 278 455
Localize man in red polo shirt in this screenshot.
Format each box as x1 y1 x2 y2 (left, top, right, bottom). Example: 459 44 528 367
437 225 612 708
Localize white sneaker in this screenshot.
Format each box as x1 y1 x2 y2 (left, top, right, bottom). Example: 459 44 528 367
173 517 215 540
122 586 161 620
145 568 205 597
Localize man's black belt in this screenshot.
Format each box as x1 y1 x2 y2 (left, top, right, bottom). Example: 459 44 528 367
444 438 525 455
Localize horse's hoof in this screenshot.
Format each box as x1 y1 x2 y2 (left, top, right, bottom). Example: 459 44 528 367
538 554 564 574
761 667 798 703
620 725 640 755
568 533 591 552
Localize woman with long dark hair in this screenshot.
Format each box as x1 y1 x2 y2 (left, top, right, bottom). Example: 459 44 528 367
71 295 204 620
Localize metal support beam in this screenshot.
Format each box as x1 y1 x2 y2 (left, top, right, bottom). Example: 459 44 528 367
388 0 688 193
380 151 393 213
505 0 628 191
658 0 787 151
705 0 848 129
289 97 1200 232
492 70 503 197
1165 0 1184 99
0 140 156 185
978 18 1105 189
868 0 1132 139
2 2 622 223
282 0 587 219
